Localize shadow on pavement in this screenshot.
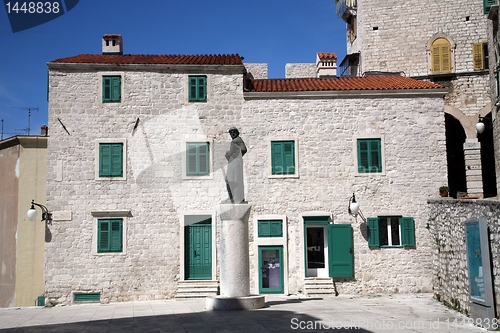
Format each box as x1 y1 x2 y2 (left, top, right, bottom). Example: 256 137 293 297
0 309 376 333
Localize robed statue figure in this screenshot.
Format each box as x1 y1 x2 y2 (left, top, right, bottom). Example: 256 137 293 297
225 127 247 203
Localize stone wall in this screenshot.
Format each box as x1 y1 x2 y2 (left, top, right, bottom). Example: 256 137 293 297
285 63 316 78
355 0 488 76
428 198 500 315
46 63 448 304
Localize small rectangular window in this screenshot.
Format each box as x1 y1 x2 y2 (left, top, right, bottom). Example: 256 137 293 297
258 220 283 237
74 292 101 302
188 75 207 102
473 42 489 71
99 143 123 177
271 141 295 175
186 142 210 176
97 219 123 253
367 216 415 248
102 76 121 102
357 138 382 173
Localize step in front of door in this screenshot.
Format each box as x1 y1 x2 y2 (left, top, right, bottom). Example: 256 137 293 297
304 278 336 295
175 280 219 299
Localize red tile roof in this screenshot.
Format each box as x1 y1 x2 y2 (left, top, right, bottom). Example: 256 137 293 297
250 76 444 92
50 54 244 66
317 52 337 60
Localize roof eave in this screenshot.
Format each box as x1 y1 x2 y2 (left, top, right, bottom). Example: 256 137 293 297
47 62 246 73
243 88 449 99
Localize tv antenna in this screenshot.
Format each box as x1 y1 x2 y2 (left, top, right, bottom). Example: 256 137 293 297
12 107 38 135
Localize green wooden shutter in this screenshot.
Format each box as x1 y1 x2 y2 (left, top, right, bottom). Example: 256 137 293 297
189 77 198 101
186 143 198 175
328 224 354 278
271 141 295 175
98 220 110 252
484 0 497 14
198 143 209 174
111 76 121 102
197 76 206 101
283 141 295 174
110 144 123 176
102 77 111 102
370 139 381 172
99 144 111 177
271 142 284 174
270 221 283 237
400 217 415 247
258 221 271 237
110 219 123 252
367 217 380 247
357 140 369 172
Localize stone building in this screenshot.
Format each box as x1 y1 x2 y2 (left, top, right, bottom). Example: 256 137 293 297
44 34 449 304
0 135 47 307
336 0 498 198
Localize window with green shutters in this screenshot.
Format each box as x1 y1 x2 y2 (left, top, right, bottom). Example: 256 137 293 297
271 141 295 175
186 142 210 176
357 138 381 173
102 76 121 102
97 219 123 253
484 0 497 14
367 216 415 248
188 75 207 102
258 220 283 237
99 143 123 177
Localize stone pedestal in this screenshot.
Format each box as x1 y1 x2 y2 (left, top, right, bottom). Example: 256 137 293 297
206 203 265 310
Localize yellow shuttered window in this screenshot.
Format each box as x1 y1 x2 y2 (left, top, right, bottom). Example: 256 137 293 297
472 42 487 70
431 38 452 74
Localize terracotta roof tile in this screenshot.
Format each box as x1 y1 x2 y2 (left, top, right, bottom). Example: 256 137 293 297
50 54 244 66
317 52 337 60
250 76 444 92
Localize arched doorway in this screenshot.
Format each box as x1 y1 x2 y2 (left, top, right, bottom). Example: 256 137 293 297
445 113 467 198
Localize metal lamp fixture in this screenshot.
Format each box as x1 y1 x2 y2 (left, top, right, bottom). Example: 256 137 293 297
476 116 485 134
348 193 366 222
27 200 52 223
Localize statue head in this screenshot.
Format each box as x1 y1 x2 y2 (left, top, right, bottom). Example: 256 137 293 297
228 127 239 139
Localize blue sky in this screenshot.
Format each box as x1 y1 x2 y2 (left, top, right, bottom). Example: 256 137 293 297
0 0 346 138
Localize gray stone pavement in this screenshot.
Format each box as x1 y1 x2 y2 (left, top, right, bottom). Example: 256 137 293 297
0 294 490 332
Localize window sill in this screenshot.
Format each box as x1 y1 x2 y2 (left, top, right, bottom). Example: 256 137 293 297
268 174 299 179
183 174 213 180
96 176 126 181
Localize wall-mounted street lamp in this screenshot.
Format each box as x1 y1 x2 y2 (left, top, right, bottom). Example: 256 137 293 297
27 200 52 224
476 116 485 134
348 193 366 222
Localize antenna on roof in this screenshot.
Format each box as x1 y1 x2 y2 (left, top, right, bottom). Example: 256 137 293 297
12 107 38 136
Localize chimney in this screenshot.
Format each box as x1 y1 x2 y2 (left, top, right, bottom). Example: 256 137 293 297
41 125 48 136
102 34 123 55
316 52 337 78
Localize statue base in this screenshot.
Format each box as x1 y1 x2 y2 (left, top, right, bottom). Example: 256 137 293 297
206 295 265 311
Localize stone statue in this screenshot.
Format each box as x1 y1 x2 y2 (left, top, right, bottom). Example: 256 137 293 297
224 127 247 203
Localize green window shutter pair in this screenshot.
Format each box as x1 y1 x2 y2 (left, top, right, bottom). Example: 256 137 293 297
357 139 381 173
188 76 207 102
258 220 283 237
102 76 121 102
97 219 123 253
367 217 415 247
484 0 498 14
99 143 123 177
186 143 210 176
271 141 295 175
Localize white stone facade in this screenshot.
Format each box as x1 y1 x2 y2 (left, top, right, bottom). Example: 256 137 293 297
45 58 447 304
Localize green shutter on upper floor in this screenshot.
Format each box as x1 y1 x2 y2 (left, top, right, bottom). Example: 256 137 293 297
484 0 498 14
102 76 121 102
186 142 210 176
188 76 207 102
357 139 381 173
99 143 123 177
97 219 123 253
271 141 295 175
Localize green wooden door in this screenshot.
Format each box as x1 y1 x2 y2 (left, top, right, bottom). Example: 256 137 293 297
185 219 212 280
328 224 354 278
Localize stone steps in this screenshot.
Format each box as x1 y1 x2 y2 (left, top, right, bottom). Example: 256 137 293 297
304 278 337 296
175 280 219 299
